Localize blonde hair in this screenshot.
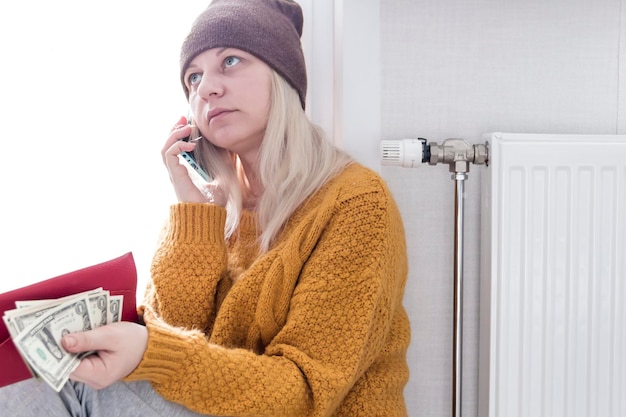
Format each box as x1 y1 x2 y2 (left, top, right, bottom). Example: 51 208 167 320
193 72 353 252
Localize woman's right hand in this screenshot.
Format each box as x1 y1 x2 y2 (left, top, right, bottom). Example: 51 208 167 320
161 116 225 205
63 322 148 390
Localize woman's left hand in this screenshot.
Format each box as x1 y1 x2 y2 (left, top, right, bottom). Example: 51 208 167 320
62 322 148 389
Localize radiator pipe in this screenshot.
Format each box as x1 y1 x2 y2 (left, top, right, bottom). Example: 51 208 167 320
427 139 488 417
452 172 467 417
380 137 489 417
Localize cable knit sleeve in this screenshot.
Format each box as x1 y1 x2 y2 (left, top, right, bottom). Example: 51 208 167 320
141 202 228 331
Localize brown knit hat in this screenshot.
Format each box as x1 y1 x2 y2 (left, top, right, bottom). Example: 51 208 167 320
180 0 307 108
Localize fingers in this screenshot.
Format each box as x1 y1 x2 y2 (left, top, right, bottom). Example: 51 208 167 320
61 328 105 353
162 119 193 163
163 140 208 201
161 116 215 203
64 323 149 390
171 115 188 131
69 353 113 389
62 326 112 353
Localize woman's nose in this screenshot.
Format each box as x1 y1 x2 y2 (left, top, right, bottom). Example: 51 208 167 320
197 74 224 99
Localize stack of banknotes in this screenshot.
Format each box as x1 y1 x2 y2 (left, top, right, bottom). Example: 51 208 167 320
2 288 122 392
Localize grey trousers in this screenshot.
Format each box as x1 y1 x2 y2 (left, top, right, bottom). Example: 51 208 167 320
0 378 216 417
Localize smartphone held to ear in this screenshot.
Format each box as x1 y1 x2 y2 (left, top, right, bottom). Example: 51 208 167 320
180 137 212 183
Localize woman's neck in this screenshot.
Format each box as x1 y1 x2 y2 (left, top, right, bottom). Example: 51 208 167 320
238 158 263 210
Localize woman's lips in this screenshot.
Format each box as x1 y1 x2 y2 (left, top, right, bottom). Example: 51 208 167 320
207 108 233 124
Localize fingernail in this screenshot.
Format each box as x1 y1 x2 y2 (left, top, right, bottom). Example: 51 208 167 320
173 116 187 128
64 335 77 348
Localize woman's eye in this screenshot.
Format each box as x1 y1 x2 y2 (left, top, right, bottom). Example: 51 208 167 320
188 73 202 85
224 56 241 68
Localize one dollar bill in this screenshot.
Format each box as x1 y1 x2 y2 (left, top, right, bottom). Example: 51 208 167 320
3 288 123 392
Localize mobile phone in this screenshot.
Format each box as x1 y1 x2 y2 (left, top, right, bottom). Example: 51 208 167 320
180 115 212 182
180 140 212 183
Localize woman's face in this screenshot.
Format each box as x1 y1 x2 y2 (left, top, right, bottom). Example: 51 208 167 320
183 48 273 163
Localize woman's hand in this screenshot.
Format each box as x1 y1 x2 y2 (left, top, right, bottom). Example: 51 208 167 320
162 116 225 205
62 322 148 390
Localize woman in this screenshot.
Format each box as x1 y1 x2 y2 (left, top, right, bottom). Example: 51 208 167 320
0 0 410 416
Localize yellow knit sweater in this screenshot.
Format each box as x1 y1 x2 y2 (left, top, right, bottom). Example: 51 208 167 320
127 163 410 417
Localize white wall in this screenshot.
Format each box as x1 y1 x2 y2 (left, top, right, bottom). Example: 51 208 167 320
300 0 382 171
376 0 625 416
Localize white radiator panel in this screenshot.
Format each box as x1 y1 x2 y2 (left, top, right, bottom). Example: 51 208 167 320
479 133 626 417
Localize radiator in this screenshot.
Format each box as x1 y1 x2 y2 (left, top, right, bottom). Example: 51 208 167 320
479 133 626 417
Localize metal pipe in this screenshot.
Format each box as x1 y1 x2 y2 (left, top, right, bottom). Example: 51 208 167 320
381 137 488 417
452 172 467 417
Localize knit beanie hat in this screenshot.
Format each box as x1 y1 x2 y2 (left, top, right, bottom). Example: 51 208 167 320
180 0 307 108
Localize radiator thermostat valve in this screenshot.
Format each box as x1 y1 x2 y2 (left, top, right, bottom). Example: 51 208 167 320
380 138 428 168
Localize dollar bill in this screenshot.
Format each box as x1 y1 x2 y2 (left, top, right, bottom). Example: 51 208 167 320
87 290 109 328
14 288 104 310
10 288 111 330
108 295 123 324
2 313 38 378
12 296 93 392
10 294 84 333
3 288 124 391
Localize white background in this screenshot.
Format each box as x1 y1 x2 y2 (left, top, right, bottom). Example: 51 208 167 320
0 1 209 293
